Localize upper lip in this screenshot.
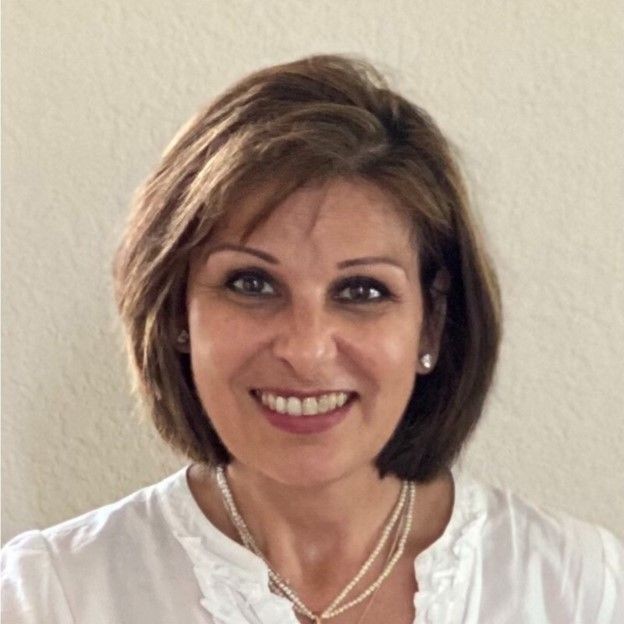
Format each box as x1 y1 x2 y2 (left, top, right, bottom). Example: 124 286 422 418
252 388 357 399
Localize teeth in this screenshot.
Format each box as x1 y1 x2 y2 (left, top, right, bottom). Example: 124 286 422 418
286 397 302 416
275 396 286 413
318 395 330 412
302 397 318 415
257 391 351 417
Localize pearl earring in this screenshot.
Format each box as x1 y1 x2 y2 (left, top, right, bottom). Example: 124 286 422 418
177 330 189 345
420 353 433 370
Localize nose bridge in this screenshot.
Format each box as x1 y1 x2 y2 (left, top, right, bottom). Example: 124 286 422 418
272 293 337 372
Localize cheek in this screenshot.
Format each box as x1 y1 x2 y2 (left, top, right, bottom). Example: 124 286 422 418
187 308 261 446
352 314 421 434
357 314 420 378
382 327 419 362
187 303 259 390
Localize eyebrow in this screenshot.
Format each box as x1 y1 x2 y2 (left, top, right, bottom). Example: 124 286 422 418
336 256 405 271
204 243 278 264
204 243 406 272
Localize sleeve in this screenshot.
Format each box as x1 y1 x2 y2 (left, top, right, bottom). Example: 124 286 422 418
1 530 75 624
595 525 624 623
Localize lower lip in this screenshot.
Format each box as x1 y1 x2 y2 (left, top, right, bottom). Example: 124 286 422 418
252 394 355 434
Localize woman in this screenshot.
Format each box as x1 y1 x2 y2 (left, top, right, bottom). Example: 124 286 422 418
2 54 622 623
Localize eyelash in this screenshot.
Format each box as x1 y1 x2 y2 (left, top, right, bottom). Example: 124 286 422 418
225 269 276 298
224 269 395 304
335 276 394 303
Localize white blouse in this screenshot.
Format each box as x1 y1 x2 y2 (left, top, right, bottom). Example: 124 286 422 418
2 465 623 623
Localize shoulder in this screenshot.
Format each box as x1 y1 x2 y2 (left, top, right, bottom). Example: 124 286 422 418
473 476 623 564
459 472 624 620
1 468 190 622
5 469 181 559
2 530 74 623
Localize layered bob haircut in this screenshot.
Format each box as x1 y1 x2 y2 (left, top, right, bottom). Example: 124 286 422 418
114 54 502 482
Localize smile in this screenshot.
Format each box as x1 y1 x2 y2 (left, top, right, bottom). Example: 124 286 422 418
252 390 352 417
251 389 356 435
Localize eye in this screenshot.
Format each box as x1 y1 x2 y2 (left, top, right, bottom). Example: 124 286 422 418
226 270 276 297
334 276 393 303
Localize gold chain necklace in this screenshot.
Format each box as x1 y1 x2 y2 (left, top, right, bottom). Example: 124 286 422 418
215 466 415 623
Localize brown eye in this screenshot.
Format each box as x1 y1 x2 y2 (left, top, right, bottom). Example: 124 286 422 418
334 277 392 303
227 271 276 296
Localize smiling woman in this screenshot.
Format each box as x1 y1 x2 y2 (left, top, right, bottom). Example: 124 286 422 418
185 178 433 485
2 54 622 624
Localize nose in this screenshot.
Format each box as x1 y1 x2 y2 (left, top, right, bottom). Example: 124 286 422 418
270 299 339 380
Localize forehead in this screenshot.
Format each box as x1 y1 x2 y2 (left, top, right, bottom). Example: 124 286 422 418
209 176 415 252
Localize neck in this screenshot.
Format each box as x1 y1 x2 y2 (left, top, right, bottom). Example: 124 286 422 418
188 459 454 615
224 461 403 585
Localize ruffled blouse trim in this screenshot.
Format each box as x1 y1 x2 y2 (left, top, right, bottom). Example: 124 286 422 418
413 467 486 623
157 466 298 624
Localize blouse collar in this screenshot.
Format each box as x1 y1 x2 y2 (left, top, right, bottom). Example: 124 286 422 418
157 464 483 624
413 467 485 622
158 465 298 623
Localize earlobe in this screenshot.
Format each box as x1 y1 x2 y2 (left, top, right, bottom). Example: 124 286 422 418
432 268 450 293
419 353 433 370
418 270 449 374
175 329 191 354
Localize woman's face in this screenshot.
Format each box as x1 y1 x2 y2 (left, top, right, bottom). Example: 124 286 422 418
186 177 435 486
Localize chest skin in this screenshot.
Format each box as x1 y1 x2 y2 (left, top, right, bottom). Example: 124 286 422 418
292 553 418 624
186 464 453 624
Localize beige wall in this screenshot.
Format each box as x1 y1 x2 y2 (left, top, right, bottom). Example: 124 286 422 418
2 0 623 543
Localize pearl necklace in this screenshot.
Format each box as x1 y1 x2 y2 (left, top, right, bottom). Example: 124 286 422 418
215 466 415 622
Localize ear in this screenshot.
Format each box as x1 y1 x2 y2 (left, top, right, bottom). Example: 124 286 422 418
417 269 449 374
173 295 191 354
174 328 191 354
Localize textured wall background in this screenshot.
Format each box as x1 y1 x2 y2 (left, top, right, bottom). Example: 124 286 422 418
2 0 623 543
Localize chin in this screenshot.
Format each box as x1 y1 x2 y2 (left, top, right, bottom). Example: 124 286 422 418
247 448 376 490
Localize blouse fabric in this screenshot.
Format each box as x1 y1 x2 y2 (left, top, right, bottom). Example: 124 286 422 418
2 465 623 623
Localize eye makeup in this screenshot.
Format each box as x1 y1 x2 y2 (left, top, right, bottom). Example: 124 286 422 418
225 267 278 297
331 275 398 303
221 266 399 305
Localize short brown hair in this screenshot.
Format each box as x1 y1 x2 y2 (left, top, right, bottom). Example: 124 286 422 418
113 54 502 481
